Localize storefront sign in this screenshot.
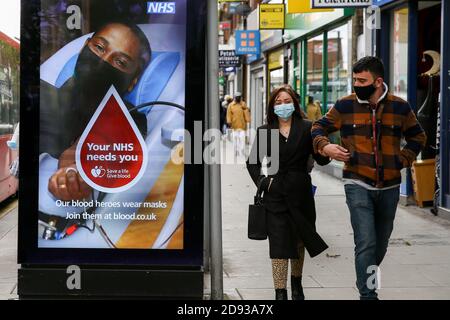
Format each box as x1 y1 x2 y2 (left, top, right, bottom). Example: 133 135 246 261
268 49 284 70
373 0 396 6
311 0 372 8
246 54 260 64
284 9 349 40
288 0 333 13
260 4 285 30
236 30 261 55
219 50 242 67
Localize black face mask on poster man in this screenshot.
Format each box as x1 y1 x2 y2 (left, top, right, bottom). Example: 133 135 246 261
73 44 136 103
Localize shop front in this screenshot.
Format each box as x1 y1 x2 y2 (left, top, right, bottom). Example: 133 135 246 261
375 0 450 214
248 59 266 129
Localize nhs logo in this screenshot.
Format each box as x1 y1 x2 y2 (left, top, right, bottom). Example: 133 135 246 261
147 2 176 14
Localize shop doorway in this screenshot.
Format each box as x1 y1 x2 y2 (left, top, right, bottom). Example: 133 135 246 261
250 69 265 129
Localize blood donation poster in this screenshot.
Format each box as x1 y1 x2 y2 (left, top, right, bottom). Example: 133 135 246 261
37 0 187 250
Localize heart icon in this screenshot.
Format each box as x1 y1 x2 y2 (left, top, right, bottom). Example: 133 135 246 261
91 167 99 178
98 168 106 178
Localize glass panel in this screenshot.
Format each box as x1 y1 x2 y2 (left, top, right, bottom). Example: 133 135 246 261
269 68 284 93
390 7 409 100
327 24 350 111
306 34 324 109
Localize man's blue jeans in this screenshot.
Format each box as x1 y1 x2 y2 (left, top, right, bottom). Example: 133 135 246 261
344 184 400 300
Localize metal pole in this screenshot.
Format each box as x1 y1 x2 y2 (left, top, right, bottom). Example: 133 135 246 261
204 75 211 272
207 0 223 300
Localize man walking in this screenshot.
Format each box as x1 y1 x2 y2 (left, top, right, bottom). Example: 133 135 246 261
227 92 251 157
312 56 426 300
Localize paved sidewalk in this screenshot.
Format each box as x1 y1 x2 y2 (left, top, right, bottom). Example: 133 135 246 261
214 142 450 300
0 201 18 300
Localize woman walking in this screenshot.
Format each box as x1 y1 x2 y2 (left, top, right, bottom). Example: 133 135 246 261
246 85 329 300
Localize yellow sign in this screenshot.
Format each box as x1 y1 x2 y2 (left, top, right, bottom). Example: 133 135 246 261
260 4 285 30
268 49 284 70
287 0 333 13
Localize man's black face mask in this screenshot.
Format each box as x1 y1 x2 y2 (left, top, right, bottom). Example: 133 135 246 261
354 82 377 101
74 44 135 102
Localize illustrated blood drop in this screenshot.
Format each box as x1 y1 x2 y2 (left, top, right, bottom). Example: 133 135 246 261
76 86 148 193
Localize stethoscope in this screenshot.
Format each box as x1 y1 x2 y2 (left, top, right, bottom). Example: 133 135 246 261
39 101 185 247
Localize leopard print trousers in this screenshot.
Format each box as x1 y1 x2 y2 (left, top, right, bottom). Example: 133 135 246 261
272 242 305 289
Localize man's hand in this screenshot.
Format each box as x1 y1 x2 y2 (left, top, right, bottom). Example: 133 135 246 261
58 140 78 169
321 144 351 162
48 165 92 201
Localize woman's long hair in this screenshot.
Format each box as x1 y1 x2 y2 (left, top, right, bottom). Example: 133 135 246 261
266 85 303 125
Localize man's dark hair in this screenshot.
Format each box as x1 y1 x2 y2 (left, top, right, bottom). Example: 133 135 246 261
352 56 385 80
94 20 152 72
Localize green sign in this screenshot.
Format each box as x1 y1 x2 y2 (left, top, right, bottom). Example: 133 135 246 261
284 8 353 40
219 77 225 85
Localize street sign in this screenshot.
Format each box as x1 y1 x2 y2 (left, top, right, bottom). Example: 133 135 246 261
311 0 372 9
259 4 285 30
19 0 206 299
246 54 259 64
235 30 261 55
219 50 242 68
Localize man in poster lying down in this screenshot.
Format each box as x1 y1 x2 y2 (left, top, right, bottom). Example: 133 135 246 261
38 21 185 249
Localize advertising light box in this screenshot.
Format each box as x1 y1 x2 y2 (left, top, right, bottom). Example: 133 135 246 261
18 0 206 299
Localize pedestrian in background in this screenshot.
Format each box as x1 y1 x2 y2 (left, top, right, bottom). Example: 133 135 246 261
227 92 250 157
7 122 20 179
312 56 426 300
221 95 233 136
306 96 322 122
247 85 330 300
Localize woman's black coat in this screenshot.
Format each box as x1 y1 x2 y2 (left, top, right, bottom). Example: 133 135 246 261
246 115 330 258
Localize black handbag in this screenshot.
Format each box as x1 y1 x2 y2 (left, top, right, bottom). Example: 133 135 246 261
248 182 267 240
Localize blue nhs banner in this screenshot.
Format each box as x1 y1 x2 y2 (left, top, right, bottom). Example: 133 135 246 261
147 2 176 14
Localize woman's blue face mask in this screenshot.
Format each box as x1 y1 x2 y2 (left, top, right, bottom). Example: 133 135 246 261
274 103 295 120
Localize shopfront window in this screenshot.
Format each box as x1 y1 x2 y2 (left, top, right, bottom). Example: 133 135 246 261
269 68 283 93
306 34 324 108
390 7 409 100
327 23 351 111
268 48 284 94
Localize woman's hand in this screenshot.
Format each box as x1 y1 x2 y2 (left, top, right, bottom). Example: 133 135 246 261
258 176 272 193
